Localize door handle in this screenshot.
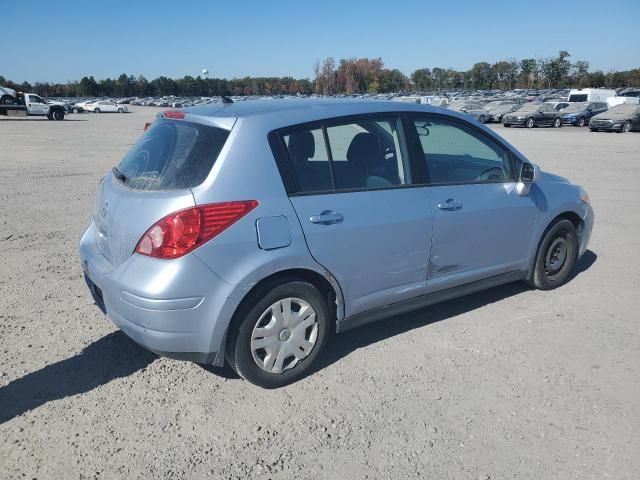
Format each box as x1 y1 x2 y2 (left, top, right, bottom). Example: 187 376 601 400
309 210 344 225
437 199 463 211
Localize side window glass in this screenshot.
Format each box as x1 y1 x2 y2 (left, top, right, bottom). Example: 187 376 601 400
326 118 409 190
413 117 513 184
283 128 332 193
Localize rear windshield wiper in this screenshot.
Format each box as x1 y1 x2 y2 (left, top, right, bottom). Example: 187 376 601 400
112 166 127 183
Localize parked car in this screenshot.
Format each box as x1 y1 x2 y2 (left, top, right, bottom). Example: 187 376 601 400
503 103 563 128
91 101 128 113
561 102 608 127
460 104 491 123
488 103 521 123
589 104 640 133
80 99 594 388
547 101 570 111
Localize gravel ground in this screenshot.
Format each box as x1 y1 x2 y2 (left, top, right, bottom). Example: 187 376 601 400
1 107 639 480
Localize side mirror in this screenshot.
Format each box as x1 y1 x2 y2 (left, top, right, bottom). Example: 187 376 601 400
520 162 540 183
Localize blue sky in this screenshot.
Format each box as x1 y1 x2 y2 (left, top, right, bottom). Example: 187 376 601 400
3 0 639 83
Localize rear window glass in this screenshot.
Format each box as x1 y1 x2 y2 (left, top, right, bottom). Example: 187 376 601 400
116 119 229 191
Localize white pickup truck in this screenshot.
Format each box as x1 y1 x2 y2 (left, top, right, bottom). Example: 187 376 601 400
0 86 66 120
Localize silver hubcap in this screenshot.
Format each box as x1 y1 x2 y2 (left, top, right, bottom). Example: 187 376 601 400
250 297 319 374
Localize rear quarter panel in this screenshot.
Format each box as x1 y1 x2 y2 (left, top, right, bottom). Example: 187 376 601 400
189 119 345 345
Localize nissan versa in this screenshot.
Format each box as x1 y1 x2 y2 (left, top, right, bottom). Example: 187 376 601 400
80 99 594 388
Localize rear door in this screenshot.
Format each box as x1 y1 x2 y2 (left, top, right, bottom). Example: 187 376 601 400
409 114 539 292
93 118 230 267
280 114 433 317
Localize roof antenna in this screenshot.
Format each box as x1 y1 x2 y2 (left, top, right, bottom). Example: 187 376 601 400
220 95 233 104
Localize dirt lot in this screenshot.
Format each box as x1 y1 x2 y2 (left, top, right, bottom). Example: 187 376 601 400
1 107 639 479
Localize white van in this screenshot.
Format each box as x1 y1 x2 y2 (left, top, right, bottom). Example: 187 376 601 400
568 88 617 103
607 96 640 108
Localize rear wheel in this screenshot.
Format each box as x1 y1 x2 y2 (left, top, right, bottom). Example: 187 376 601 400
553 117 561 128
622 121 632 133
504 123 511 128
526 117 535 128
94 108 101 113
52 109 64 121
118 108 124 113
529 219 578 290
226 279 330 388
72 107 79 114
577 117 585 127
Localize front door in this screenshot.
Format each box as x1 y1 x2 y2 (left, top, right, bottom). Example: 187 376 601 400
409 114 539 292
282 115 433 317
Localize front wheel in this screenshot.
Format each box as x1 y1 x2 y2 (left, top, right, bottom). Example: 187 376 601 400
553 117 561 128
226 280 330 388
528 219 579 290
118 108 124 113
72 107 79 114
52 109 64 121
622 121 632 133
94 108 101 113
526 117 535 128
577 117 585 127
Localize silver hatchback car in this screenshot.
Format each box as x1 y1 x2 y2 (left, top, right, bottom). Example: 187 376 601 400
80 99 594 388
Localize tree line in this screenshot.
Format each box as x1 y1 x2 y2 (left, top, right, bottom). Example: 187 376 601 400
1 51 638 98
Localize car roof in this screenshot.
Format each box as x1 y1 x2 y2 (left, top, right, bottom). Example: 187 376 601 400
181 98 453 125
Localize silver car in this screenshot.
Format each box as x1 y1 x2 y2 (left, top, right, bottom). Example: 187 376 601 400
80 99 594 388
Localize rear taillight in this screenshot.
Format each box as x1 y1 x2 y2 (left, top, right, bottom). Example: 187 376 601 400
144 122 152 130
135 201 258 259
163 110 185 119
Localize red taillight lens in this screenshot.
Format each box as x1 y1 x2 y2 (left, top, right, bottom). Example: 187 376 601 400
135 201 258 259
144 122 152 130
163 110 185 119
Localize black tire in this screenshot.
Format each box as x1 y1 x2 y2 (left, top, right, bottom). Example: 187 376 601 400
72 107 79 114
577 117 585 127
529 219 579 290
479 114 486 123
526 117 535 128
504 123 511 128
226 279 331 388
1 94 16 105
118 108 124 113
94 108 101 113
552 117 561 128
622 121 632 133
589 128 597 132
47 113 53 120
52 109 65 121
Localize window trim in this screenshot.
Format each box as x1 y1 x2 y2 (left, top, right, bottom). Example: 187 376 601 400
407 112 519 187
268 110 522 196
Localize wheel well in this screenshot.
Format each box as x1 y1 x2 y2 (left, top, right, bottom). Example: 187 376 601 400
557 211 582 230
233 268 339 330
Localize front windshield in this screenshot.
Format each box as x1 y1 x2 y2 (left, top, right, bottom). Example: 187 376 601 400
562 102 589 113
608 104 639 114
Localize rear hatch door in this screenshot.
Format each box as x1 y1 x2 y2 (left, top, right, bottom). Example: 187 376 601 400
93 117 231 267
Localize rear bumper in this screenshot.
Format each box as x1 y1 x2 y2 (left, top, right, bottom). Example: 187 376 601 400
79 221 238 365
